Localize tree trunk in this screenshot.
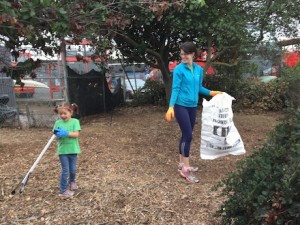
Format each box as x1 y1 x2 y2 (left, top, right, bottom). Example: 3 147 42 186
163 75 172 105
157 54 172 104
60 40 69 102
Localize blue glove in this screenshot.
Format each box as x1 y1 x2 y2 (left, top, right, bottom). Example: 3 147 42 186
54 128 69 139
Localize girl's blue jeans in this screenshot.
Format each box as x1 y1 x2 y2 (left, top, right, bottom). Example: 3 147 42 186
59 154 78 193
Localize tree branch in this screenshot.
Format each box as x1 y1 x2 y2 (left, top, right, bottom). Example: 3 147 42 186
116 48 156 68
117 32 171 80
212 61 240 67
277 37 300 47
118 32 161 58
256 0 273 43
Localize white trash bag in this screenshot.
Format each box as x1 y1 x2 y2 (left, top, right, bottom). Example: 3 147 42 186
200 93 246 160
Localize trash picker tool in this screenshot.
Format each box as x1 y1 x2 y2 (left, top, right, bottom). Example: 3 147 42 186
11 134 56 195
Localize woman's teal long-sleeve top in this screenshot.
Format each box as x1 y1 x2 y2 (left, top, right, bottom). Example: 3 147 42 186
169 62 211 107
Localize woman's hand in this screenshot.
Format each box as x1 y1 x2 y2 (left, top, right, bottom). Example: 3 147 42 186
210 91 223 96
165 107 174 122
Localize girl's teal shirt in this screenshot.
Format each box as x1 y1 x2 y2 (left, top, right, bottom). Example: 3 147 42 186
169 62 211 107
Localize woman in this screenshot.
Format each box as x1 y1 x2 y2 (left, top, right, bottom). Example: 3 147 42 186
165 42 222 183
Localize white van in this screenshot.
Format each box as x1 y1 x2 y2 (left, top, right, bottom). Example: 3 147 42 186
124 78 145 99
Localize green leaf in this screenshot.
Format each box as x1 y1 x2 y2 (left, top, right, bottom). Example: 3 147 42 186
59 8 67 14
39 0 50 7
0 0 11 9
199 0 206 7
30 10 35 17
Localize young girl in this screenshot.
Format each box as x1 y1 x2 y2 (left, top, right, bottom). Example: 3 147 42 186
53 102 81 197
165 42 222 183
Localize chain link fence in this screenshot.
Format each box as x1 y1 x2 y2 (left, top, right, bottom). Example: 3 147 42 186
1 42 148 129
0 61 128 128
0 62 64 128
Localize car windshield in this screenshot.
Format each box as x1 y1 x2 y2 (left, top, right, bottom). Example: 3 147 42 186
125 79 145 91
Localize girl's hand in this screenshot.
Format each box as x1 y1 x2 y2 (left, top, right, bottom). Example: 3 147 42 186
54 128 69 138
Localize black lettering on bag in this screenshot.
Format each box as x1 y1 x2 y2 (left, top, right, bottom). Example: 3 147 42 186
219 113 228 119
206 139 241 150
213 126 230 137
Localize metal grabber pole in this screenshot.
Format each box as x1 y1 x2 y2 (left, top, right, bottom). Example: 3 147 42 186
11 134 56 195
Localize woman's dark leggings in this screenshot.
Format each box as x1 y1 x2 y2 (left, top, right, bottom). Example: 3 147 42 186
174 104 197 157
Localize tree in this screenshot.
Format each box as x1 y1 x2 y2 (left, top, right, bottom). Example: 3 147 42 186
1 0 299 98
243 0 300 44
0 0 111 83
110 0 207 100
110 0 252 100
0 0 176 82
110 0 299 101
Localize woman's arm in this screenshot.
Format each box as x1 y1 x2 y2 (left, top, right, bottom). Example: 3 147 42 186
169 67 183 106
199 70 211 96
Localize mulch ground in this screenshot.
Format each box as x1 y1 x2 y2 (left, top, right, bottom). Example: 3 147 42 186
0 106 282 225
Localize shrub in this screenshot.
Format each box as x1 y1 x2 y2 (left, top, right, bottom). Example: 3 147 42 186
234 78 287 111
130 79 166 106
215 108 300 225
282 63 300 108
204 71 292 111
204 74 287 111
203 73 241 98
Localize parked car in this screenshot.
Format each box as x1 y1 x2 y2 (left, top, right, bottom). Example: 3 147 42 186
263 65 279 76
14 86 35 98
258 75 277 83
13 79 49 98
124 78 145 99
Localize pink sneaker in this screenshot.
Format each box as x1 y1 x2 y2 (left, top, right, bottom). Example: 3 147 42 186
70 182 78 191
179 166 199 183
178 163 199 172
59 189 74 197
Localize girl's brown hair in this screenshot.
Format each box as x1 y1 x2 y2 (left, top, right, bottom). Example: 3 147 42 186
54 102 79 115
